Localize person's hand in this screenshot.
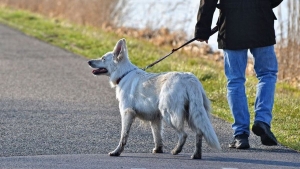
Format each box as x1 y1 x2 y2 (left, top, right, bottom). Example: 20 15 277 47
197 39 208 43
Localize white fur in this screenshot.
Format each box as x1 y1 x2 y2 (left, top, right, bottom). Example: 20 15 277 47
88 39 221 159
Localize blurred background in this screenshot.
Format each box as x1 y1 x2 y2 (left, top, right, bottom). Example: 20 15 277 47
0 0 299 85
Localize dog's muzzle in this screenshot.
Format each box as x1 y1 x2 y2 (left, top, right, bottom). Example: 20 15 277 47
88 60 108 75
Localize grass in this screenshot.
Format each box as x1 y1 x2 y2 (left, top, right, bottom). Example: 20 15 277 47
0 6 299 151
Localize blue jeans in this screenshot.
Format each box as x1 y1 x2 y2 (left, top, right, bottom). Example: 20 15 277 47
223 45 278 137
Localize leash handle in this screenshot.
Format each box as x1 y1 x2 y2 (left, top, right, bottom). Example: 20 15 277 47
143 26 218 71
211 25 218 36
173 25 218 52
172 26 218 53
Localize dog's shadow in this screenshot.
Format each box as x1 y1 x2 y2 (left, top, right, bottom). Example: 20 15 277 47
120 149 300 168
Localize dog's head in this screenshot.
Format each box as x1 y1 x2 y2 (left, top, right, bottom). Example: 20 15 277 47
88 38 129 77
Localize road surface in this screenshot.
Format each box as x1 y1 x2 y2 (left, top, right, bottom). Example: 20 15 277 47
0 23 299 169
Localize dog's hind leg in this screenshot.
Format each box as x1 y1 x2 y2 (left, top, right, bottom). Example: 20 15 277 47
160 106 187 155
150 119 163 153
171 128 187 155
109 108 136 156
191 133 203 159
159 86 187 155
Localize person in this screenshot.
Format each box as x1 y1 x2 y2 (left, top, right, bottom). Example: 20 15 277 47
194 0 283 149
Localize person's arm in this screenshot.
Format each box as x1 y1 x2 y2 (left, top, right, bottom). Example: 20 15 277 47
194 0 218 41
271 0 283 8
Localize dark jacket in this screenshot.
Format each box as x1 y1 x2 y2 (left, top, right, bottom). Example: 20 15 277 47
194 0 283 50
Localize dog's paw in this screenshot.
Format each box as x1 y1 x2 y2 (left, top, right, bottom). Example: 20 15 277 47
108 151 121 156
152 147 163 153
191 153 202 159
171 149 181 155
171 146 183 155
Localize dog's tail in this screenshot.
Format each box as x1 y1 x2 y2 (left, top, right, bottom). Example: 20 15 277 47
187 80 221 150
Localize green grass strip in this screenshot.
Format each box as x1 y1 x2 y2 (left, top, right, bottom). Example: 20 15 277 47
0 6 299 151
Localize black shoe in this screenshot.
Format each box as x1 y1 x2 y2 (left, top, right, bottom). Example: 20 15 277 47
229 133 250 149
252 121 277 146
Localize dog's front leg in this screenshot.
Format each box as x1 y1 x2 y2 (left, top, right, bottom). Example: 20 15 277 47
109 108 136 156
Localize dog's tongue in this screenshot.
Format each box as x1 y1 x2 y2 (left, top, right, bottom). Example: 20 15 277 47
92 68 107 75
92 69 100 74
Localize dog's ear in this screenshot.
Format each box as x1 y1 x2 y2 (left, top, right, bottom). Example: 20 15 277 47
113 38 127 62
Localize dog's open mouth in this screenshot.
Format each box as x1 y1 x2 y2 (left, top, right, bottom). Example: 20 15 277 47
92 68 108 75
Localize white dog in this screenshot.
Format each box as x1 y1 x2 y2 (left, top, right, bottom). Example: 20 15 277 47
88 39 221 159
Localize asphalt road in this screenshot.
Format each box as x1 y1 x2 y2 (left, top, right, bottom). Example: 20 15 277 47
0 23 299 169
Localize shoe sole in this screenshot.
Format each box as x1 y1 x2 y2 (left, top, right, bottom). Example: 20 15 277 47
252 125 277 146
236 145 250 149
229 142 250 149
229 145 250 149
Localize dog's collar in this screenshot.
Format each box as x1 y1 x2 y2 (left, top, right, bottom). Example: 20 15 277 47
116 68 137 85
